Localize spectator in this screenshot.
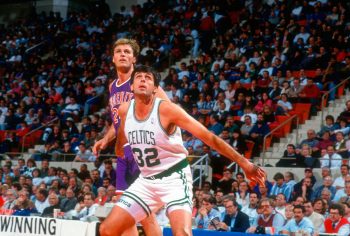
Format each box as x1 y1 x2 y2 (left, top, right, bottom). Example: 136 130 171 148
319 115 337 136
320 203 350 236
280 205 314 235
320 145 343 170
72 192 98 222
275 193 288 219
60 187 78 213
214 199 250 232
195 196 221 229
297 129 319 154
249 114 270 156
61 96 81 120
270 173 293 202
1 189 17 210
12 190 37 216
287 78 304 103
101 159 116 187
34 188 49 214
276 144 300 167
41 193 61 217
240 106 257 124
304 200 325 234
217 168 234 195
95 187 107 206
333 164 349 190
235 181 250 208
284 204 295 225
313 131 334 157
241 192 259 226
334 132 348 159
74 142 96 162
335 180 350 204
254 92 273 114
208 114 224 135
230 130 247 155
276 93 292 116
292 176 314 202
312 176 336 201
246 198 285 234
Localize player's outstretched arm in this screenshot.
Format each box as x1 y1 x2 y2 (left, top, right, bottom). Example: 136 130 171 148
160 101 266 186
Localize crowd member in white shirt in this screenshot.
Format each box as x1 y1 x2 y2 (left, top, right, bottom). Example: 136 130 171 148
74 142 96 162
240 106 257 124
333 165 350 190
320 145 343 170
334 179 350 203
304 200 324 234
275 193 287 219
72 192 98 222
241 192 259 226
34 188 50 214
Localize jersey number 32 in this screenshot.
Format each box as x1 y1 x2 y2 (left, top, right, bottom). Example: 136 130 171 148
132 148 160 167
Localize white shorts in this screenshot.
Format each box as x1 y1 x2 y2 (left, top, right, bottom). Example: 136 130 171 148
116 165 193 223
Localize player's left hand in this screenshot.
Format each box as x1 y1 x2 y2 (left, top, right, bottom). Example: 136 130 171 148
243 162 266 187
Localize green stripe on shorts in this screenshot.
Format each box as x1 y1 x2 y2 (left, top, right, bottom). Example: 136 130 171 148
167 170 192 209
123 191 151 216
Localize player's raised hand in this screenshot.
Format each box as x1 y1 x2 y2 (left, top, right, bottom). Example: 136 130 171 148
243 162 266 187
92 138 109 156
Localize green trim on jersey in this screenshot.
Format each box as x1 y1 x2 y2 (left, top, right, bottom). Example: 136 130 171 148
157 100 178 137
132 98 157 123
123 191 151 216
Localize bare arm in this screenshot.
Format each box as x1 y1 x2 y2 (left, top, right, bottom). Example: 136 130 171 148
160 101 266 186
155 86 170 101
115 102 129 157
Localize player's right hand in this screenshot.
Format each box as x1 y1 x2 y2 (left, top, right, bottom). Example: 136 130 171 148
92 138 108 156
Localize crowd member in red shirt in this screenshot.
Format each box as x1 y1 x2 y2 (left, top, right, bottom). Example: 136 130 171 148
321 203 350 236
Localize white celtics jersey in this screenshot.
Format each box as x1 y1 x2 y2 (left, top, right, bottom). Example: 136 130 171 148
124 98 188 177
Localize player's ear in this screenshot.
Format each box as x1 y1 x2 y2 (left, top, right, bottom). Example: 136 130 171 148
130 84 134 92
153 87 158 94
132 56 136 64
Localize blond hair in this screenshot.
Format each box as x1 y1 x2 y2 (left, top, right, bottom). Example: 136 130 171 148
112 38 140 57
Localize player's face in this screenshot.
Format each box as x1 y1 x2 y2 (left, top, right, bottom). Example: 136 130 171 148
113 44 136 72
132 72 157 96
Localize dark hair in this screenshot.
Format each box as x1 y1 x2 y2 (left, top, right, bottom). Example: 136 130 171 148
202 196 216 205
325 115 334 122
329 203 345 216
236 172 245 178
130 65 160 87
273 172 284 181
38 188 49 198
341 164 350 170
293 205 306 213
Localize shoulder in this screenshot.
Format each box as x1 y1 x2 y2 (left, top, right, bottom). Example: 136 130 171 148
159 99 177 112
119 100 132 117
238 210 249 219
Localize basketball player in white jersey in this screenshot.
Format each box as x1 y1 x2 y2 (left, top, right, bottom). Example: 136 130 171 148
99 65 266 236
93 39 164 236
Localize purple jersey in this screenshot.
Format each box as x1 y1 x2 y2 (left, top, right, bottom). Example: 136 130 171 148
109 78 134 132
109 78 138 190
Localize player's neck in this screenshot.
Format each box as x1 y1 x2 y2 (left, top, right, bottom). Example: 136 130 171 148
134 95 155 119
116 67 133 83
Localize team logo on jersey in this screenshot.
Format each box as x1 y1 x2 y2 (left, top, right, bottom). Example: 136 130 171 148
111 107 119 124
